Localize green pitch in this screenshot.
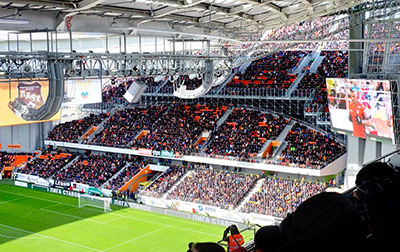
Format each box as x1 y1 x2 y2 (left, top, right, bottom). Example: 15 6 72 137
0 182 253 252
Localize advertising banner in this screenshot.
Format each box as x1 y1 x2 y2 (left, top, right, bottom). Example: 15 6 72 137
0 78 61 126
15 172 51 187
64 78 102 104
138 148 153 155
161 150 175 158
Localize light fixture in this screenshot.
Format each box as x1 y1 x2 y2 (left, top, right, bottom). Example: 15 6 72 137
0 18 29 25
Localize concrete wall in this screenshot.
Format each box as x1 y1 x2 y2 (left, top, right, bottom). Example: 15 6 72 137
0 121 54 152
344 135 398 189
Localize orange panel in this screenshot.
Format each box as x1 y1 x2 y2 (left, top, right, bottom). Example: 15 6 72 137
118 165 154 192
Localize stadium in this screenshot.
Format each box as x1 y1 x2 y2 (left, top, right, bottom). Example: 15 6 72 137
0 0 399 251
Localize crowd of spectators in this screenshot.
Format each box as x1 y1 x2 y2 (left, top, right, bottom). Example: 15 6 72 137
240 176 326 218
55 153 126 188
0 152 33 168
158 75 204 94
221 51 302 96
277 123 346 169
102 76 168 103
205 108 289 160
44 101 346 172
141 164 189 197
166 169 257 210
104 158 148 191
16 150 75 179
234 15 349 55
89 105 168 148
300 51 348 113
181 75 203 91
134 103 224 154
102 77 132 103
47 113 107 143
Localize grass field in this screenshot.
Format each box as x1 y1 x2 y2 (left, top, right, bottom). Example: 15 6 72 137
0 182 255 252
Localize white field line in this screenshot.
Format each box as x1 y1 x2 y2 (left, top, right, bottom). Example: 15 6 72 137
0 224 102 251
40 203 62 210
40 208 106 224
102 226 170 251
107 212 222 238
103 216 125 224
1 189 221 238
0 233 42 240
0 197 25 205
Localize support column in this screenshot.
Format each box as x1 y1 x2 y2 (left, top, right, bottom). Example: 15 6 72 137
348 10 365 76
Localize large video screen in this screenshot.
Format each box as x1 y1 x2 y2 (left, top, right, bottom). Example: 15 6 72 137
0 78 61 127
327 78 395 144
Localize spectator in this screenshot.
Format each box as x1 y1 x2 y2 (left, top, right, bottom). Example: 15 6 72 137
167 169 257 210
90 105 167 148
188 242 225 252
135 103 223 154
17 150 75 179
142 164 189 197
278 192 367 252
222 225 244 252
105 159 148 191
278 123 345 169
206 108 288 160
47 113 106 143
352 161 400 241
254 225 287 252
55 153 126 188
240 176 326 218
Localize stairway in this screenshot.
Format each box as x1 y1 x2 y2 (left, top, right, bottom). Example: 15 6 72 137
234 178 266 211
276 120 295 142
270 121 295 160
257 120 295 158
79 104 123 144
100 162 132 190
310 54 325 73
284 73 305 97
161 170 193 200
290 54 311 74
217 107 234 127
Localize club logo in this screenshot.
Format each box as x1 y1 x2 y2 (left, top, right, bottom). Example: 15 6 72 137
81 91 89 99
17 82 44 108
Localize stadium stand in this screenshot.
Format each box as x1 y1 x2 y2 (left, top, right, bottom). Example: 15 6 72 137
300 51 348 113
0 152 34 168
278 123 346 169
104 158 149 191
205 108 289 160
90 105 168 148
166 169 257 210
134 103 225 154
220 51 303 96
47 113 107 143
240 176 327 218
141 164 190 197
16 150 75 179
55 153 126 188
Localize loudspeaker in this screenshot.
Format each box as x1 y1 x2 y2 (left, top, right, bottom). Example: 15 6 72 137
8 62 65 121
123 80 148 103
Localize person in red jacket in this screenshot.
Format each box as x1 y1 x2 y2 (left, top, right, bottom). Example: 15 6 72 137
348 88 372 139
222 225 244 252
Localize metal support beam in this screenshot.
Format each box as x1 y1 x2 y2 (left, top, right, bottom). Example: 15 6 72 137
0 50 227 80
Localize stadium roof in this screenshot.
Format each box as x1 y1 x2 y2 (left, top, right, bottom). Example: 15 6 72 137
0 0 367 41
